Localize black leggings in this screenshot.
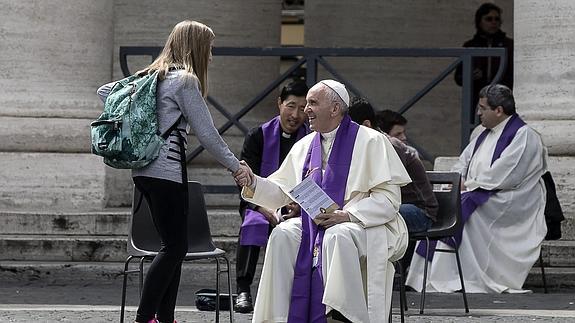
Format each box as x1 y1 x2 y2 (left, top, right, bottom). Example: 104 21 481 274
133 176 188 323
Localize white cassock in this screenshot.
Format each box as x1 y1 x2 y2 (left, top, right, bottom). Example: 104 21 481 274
242 125 411 323
406 116 548 293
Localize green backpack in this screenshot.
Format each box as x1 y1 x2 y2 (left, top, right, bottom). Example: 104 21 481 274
91 71 165 169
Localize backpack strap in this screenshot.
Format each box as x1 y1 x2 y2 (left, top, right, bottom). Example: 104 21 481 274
161 115 183 140
163 115 188 186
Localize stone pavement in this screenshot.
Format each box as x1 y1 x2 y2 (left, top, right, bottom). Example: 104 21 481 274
1 282 575 322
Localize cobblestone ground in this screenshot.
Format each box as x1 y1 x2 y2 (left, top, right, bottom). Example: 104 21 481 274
1 306 575 322
0 282 574 322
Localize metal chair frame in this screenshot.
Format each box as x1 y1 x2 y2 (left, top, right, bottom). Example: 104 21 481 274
408 171 470 314
119 181 234 323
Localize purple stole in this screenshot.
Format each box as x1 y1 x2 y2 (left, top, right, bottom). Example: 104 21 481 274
287 115 359 323
416 114 526 261
240 116 308 246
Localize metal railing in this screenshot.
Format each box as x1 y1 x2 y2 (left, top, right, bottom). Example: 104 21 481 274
120 46 506 190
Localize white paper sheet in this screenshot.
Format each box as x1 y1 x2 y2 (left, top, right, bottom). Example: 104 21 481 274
289 175 338 220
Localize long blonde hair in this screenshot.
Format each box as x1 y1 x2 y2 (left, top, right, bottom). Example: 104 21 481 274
137 20 214 97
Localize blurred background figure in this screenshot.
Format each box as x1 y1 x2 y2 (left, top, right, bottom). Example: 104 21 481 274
454 2 514 124
377 109 421 160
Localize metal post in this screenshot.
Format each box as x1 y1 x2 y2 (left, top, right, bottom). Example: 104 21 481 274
461 54 473 150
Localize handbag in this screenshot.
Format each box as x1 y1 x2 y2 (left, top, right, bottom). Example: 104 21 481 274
195 288 237 311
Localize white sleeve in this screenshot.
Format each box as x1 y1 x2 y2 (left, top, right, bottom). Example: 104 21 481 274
464 128 545 191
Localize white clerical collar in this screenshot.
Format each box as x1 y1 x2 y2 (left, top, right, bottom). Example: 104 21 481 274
320 125 339 141
281 131 293 139
491 115 511 135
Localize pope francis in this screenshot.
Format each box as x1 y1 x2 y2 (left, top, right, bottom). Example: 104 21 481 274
239 80 411 323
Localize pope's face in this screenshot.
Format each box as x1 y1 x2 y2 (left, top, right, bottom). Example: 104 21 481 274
304 86 338 133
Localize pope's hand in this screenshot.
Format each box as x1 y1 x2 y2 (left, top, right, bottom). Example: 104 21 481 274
257 206 279 227
282 202 301 221
314 210 350 229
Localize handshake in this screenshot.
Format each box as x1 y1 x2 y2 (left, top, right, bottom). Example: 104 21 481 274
233 160 255 188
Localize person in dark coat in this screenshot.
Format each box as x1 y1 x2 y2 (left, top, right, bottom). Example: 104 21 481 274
455 2 513 124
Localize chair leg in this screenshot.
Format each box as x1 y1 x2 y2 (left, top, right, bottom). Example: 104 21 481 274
139 257 146 297
420 238 430 314
454 246 469 313
539 252 548 294
223 256 234 323
389 261 404 323
215 257 221 323
399 261 408 312
396 261 406 323
120 256 134 323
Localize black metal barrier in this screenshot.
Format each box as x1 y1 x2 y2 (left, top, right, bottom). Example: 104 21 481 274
120 46 506 192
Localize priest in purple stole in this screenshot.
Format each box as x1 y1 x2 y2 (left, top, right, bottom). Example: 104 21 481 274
407 84 548 293
241 80 411 322
235 81 309 313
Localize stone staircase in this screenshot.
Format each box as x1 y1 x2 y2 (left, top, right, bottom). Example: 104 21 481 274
0 157 573 291
1 201 574 290
0 205 265 289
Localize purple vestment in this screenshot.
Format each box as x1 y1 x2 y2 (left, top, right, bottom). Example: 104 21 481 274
416 114 526 260
240 116 308 246
287 115 359 323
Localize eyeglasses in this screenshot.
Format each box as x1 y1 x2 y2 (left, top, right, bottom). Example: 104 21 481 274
483 16 501 22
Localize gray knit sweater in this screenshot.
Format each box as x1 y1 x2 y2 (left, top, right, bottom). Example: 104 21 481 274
97 70 240 183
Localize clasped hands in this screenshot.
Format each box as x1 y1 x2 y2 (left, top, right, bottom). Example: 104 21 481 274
233 160 255 188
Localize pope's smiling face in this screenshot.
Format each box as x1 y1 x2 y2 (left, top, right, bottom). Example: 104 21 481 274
304 85 341 133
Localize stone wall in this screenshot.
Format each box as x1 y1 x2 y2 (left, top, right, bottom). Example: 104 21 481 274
105 0 282 206
305 0 513 157
0 0 281 209
514 0 575 236
0 0 114 210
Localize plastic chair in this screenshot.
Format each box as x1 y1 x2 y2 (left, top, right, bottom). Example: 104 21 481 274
120 181 234 323
409 171 469 314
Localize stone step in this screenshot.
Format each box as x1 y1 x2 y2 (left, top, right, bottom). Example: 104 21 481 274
188 166 242 208
0 260 263 290
1 230 572 267
0 260 571 292
103 165 243 208
0 152 245 211
540 240 575 267
0 208 241 237
0 235 250 263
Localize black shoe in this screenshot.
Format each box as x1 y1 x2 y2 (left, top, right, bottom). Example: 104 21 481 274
234 292 253 313
329 310 352 322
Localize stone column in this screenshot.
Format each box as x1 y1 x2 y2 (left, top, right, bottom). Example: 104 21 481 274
108 0 282 206
305 0 512 157
514 0 575 238
0 0 114 210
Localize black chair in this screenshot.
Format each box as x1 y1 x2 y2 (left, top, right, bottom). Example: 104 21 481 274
389 261 406 323
120 181 234 323
538 251 549 293
537 171 565 294
409 171 469 314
